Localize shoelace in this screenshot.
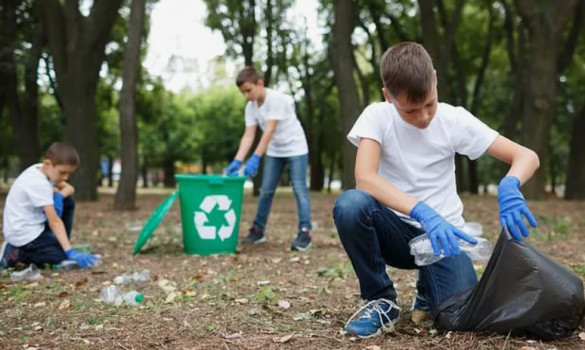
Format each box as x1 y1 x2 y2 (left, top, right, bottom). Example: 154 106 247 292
344 298 401 333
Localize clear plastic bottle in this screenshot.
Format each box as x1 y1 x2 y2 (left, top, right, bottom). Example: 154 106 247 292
409 234 493 266
122 290 144 306
101 285 124 305
11 263 42 282
100 285 143 306
114 269 150 285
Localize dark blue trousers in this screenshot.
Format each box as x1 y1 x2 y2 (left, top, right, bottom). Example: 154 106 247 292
18 197 75 266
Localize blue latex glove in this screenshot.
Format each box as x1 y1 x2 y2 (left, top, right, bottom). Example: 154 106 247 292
410 201 477 257
244 154 261 177
53 193 64 217
225 159 242 176
65 249 97 269
497 176 538 241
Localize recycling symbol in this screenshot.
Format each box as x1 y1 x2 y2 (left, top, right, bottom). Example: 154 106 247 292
193 195 236 241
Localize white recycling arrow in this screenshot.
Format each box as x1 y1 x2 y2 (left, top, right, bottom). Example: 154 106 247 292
199 195 232 213
193 211 216 239
218 209 236 241
193 195 237 241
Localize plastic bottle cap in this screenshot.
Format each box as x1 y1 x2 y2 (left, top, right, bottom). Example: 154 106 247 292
135 293 144 303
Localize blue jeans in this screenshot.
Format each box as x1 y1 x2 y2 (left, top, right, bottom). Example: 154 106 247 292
253 154 312 232
333 190 477 312
18 196 76 266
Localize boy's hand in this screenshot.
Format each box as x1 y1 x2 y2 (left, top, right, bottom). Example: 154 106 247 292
58 182 75 197
225 159 242 176
65 249 97 269
497 176 538 241
244 154 261 177
410 201 477 257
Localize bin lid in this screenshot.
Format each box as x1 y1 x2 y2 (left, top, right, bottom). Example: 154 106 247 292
132 190 179 255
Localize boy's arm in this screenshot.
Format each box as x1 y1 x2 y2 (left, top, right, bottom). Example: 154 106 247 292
44 205 72 252
241 120 278 177
486 135 539 240
355 138 417 215
356 138 477 256
234 125 258 161
486 135 539 183
226 126 257 176
44 205 96 268
250 119 278 157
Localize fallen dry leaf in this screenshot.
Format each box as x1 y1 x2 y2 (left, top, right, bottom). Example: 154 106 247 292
58 299 71 310
276 333 294 343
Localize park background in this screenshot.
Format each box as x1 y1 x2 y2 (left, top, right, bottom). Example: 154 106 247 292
1 0 585 349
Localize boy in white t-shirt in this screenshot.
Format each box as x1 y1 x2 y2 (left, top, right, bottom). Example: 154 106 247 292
225 67 312 251
334 42 539 338
0 142 98 269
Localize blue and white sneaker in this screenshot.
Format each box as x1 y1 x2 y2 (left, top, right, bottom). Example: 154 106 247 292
0 242 19 269
291 229 312 251
344 299 401 338
241 225 266 245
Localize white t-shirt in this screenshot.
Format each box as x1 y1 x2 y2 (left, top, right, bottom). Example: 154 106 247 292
347 102 499 229
3 164 54 246
245 88 309 157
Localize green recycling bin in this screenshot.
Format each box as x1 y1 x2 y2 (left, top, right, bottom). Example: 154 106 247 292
175 174 246 255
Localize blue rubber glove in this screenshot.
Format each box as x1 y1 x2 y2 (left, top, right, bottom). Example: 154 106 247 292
497 176 538 241
225 159 242 176
65 249 97 269
410 201 477 257
244 154 261 177
53 193 64 217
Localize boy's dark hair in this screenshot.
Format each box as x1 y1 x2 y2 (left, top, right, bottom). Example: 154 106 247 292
380 42 435 103
236 66 262 87
46 142 80 166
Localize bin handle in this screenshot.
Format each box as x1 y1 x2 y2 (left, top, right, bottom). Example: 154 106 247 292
209 177 224 185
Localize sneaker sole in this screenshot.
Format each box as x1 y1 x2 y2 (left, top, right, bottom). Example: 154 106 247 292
291 242 312 252
351 319 399 339
242 237 267 245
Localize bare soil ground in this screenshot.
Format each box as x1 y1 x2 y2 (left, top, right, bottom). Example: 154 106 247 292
1 189 585 350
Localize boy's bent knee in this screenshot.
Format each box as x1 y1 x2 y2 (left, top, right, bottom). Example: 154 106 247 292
333 190 376 219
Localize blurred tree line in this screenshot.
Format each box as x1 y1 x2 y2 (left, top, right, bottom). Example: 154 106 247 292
0 0 584 210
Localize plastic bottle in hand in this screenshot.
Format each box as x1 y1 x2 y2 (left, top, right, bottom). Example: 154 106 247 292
409 234 493 266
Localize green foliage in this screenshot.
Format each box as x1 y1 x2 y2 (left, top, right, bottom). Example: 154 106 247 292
253 285 278 303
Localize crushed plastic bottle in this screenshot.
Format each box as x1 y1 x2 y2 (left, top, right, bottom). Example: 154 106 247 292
463 222 483 237
53 254 102 270
409 234 493 266
11 264 42 282
100 285 143 306
113 269 150 285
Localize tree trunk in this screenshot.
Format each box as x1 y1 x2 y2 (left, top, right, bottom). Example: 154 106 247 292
114 0 146 211
1 0 42 170
514 0 578 199
162 158 176 188
565 103 585 199
141 160 148 188
41 0 122 201
329 0 360 190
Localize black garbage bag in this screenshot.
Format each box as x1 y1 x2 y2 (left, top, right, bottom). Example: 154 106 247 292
434 228 585 340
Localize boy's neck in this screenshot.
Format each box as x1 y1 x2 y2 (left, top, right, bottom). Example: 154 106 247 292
255 87 267 107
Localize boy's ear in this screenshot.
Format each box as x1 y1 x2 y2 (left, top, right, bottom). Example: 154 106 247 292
382 87 392 103
42 158 52 167
257 79 265 87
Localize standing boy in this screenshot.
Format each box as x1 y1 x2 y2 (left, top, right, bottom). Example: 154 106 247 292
1 142 98 269
333 42 539 338
226 67 312 251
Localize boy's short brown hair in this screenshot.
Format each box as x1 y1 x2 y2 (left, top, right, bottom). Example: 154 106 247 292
236 66 262 87
46 142 80 166
380 42 435 103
